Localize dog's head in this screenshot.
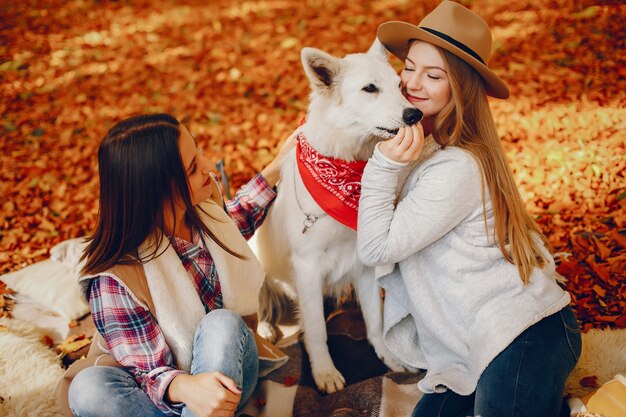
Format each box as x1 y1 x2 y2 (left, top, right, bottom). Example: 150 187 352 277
301 40 422 144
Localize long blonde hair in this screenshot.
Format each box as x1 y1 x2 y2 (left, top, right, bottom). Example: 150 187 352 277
432 47 549 284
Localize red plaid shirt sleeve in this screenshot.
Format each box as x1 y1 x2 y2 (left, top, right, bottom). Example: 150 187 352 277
224 173 276 240
88 276 185 415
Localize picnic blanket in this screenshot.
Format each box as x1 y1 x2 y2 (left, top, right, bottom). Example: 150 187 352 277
239 306 423 417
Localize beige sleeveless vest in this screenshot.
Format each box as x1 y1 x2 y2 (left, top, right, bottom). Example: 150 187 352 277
54 176 273 417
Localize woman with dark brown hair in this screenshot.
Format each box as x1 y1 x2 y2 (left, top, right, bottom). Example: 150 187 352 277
56 113 294 417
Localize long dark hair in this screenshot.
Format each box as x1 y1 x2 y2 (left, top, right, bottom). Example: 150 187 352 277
81 113 242 275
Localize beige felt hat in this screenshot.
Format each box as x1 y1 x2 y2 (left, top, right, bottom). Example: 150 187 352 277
377 0 509 99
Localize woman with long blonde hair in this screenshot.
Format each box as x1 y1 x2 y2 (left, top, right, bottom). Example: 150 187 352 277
357 2 581 416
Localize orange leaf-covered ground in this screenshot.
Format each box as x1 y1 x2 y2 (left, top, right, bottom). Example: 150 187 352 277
1 0 624 330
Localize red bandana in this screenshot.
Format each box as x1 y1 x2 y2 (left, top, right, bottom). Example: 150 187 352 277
296 132 367 230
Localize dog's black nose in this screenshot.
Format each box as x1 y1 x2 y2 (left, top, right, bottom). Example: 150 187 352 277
403 108 423 125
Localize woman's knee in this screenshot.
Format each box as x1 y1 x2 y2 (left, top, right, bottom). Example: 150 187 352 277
196 309 247 338
190 309 258 382
68 367 120 416
193 309 255 359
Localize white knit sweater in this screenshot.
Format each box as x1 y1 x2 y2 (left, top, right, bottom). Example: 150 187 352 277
357 144 570 395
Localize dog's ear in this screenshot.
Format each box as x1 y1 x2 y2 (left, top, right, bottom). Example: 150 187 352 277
301 47 342 93
366 38 388 61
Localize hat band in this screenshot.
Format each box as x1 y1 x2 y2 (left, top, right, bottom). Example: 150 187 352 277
419 27 485 65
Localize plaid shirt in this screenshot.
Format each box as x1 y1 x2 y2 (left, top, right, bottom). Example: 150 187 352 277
87 174 275 415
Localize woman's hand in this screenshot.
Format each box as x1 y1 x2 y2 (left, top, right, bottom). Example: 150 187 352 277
378 124 424 163
261 128 299 187
167 371 242 417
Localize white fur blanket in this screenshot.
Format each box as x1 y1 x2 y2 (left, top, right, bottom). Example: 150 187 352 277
0 318 64 417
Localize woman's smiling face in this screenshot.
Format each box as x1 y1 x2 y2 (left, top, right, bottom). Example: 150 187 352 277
178 125 214 206
400 41 452 120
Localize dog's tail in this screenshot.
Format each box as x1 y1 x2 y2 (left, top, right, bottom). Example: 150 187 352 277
258 277 298 325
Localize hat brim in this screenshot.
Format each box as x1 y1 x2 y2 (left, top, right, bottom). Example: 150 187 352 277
378 21 509 99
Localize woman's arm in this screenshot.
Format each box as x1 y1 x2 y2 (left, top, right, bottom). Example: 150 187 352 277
224 174 277 239
260 129 298 188
88 276 186 414
357 145 483 266
225 130 298 239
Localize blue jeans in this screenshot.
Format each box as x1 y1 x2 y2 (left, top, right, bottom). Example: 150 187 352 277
412 306 582 417
68 309 259 417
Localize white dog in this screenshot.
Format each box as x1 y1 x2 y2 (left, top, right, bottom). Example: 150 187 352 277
254 39 422 393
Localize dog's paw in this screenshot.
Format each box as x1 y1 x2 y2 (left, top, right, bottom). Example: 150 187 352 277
257 321 277 343
312 365 346 394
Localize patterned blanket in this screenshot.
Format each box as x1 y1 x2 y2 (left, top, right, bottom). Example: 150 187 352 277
239 306 423 417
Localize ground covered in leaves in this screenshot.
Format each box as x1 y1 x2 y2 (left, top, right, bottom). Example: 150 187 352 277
1 0 625 330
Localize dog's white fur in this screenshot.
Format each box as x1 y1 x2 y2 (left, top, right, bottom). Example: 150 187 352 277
255 40 418 393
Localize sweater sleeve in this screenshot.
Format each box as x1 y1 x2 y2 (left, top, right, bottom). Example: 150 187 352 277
225 173 277 240
357 146 484 266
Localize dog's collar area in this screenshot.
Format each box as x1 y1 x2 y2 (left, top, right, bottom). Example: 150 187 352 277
295 132 366 231
293 159 327 234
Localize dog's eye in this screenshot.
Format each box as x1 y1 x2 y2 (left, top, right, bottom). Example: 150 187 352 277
362 84 379 93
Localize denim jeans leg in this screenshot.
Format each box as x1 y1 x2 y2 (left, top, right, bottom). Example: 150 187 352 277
474 306 582 417
181 309 259 417
411 390 474 417
68 366 167 417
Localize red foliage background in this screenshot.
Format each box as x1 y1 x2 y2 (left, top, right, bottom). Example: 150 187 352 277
1 0 624 330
